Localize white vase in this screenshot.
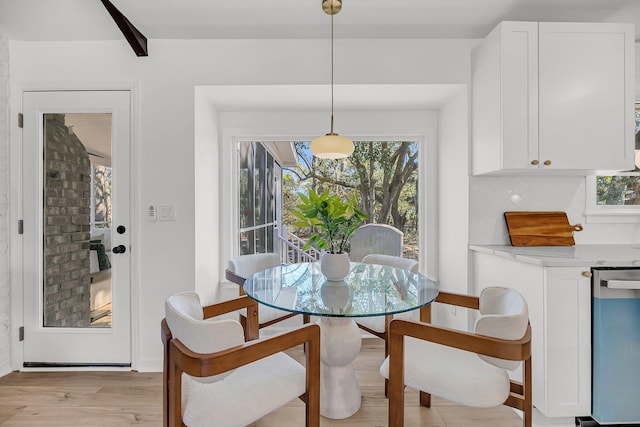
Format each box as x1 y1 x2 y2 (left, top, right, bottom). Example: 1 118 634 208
320 252 351 281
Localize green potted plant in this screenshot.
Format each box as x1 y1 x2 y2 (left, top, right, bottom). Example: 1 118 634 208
292 189 368 280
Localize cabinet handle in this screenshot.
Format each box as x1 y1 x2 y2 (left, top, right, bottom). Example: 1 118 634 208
543 160 552 166
530 160 539 165
582 271 592 278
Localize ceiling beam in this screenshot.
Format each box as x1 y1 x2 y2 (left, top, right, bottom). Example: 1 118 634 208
100 0 148 57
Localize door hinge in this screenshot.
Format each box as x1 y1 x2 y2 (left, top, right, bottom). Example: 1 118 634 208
18 113 23 128
19 326 24 342
18 220 23 235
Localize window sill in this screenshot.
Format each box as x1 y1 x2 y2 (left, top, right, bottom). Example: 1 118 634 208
585 210 640 224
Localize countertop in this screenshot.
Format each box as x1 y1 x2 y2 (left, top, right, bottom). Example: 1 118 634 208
469 244 640 267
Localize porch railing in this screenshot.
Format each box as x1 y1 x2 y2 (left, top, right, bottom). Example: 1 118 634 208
278 225 321 264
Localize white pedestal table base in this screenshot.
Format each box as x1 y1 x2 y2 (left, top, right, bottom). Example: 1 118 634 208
317 317 362 419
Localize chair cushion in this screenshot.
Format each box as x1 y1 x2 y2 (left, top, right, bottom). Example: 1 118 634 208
166 292 245 383
227 253 281 278
228 255 296 324
475 287 529 370
380 337 511 408
258 288 297 323
182 352 306 427
362 254 418 272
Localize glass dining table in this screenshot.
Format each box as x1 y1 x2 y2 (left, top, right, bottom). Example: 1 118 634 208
244 261 439 419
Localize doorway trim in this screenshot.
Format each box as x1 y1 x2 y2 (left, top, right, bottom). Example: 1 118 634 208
9 82 140 371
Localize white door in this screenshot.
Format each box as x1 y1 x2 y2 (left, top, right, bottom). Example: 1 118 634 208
22 91 131 366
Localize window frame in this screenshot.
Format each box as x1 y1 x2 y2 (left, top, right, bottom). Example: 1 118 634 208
237 141 279 256
585 101 640 223
223 132 433 279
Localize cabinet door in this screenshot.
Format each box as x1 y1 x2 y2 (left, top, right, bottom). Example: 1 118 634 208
538 23 634 171
471 21 538 175
501 21 539 171
544 267 591 417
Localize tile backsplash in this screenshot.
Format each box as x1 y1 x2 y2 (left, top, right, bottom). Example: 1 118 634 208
469 176 640 245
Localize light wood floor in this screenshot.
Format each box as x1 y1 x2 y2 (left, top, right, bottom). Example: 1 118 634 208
0 339 522 426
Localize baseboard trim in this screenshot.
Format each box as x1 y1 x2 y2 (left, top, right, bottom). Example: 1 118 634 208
136 358 162 373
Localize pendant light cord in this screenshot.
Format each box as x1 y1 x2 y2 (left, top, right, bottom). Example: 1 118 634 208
330 6 334 134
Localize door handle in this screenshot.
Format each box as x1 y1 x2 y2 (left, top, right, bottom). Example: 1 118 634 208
112 245 127 254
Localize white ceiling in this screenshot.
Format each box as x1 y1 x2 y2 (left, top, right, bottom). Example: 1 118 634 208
1 0 639 41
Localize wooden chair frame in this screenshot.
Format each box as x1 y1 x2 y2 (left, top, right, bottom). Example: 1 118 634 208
226 268 310 340
161 295 320 427
387 291 532 427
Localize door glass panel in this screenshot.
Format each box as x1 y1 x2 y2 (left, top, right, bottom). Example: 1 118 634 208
43 113 112 328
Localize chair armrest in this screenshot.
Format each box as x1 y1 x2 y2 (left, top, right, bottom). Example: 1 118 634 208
201 295 259 340
435 291 480 310
225 269 245 286
170 323 321 378
201 295 257 319
389 319 531 361
419 291 480 323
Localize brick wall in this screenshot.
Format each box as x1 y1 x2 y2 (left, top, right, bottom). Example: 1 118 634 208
43 114 92 327
0 36 10 373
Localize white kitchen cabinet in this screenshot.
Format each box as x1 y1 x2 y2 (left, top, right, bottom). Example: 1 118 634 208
471 252 591 418
471 21 635 175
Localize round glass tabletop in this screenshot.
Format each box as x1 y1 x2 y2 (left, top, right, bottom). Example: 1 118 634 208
244 262 439 317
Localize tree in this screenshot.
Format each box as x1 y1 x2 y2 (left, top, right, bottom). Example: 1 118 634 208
93 164 112 226
285 141 418 232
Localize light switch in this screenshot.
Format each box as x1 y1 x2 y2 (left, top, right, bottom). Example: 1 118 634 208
158 204 176 221
148 205 157 222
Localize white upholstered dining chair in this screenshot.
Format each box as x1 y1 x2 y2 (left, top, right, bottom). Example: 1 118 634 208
349 223 404 262
355 254 419 358
225 253 310 339
161 291 320 427
381 287 532 427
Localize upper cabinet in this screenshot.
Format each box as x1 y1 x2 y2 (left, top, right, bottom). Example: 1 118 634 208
471 21 635 175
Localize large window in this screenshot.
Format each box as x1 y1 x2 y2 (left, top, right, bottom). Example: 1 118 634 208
238 142 277 255
236 139 421 262
282 140 419 260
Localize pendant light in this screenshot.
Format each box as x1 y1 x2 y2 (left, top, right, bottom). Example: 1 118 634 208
310 0 354 159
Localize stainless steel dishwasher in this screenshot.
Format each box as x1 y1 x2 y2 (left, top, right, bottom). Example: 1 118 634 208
591 267 640 425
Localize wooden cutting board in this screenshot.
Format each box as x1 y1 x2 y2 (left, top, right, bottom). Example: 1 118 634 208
504 211 583 246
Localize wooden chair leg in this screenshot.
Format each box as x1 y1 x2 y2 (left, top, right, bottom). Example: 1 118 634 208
523 357 532 427
239 314 249 341
168 359 182 427
420 391 431 407
384 315 392 398
388 328 405 426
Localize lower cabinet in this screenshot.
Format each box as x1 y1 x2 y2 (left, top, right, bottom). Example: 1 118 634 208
471 252 591 418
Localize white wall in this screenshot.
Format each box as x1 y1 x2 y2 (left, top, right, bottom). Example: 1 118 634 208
8 38 476 371
0 36 10 377
435 87 470 330
469 176 640 245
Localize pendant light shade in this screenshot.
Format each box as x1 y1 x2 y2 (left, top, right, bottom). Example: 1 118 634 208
311 132 354 159
311 0 354 159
